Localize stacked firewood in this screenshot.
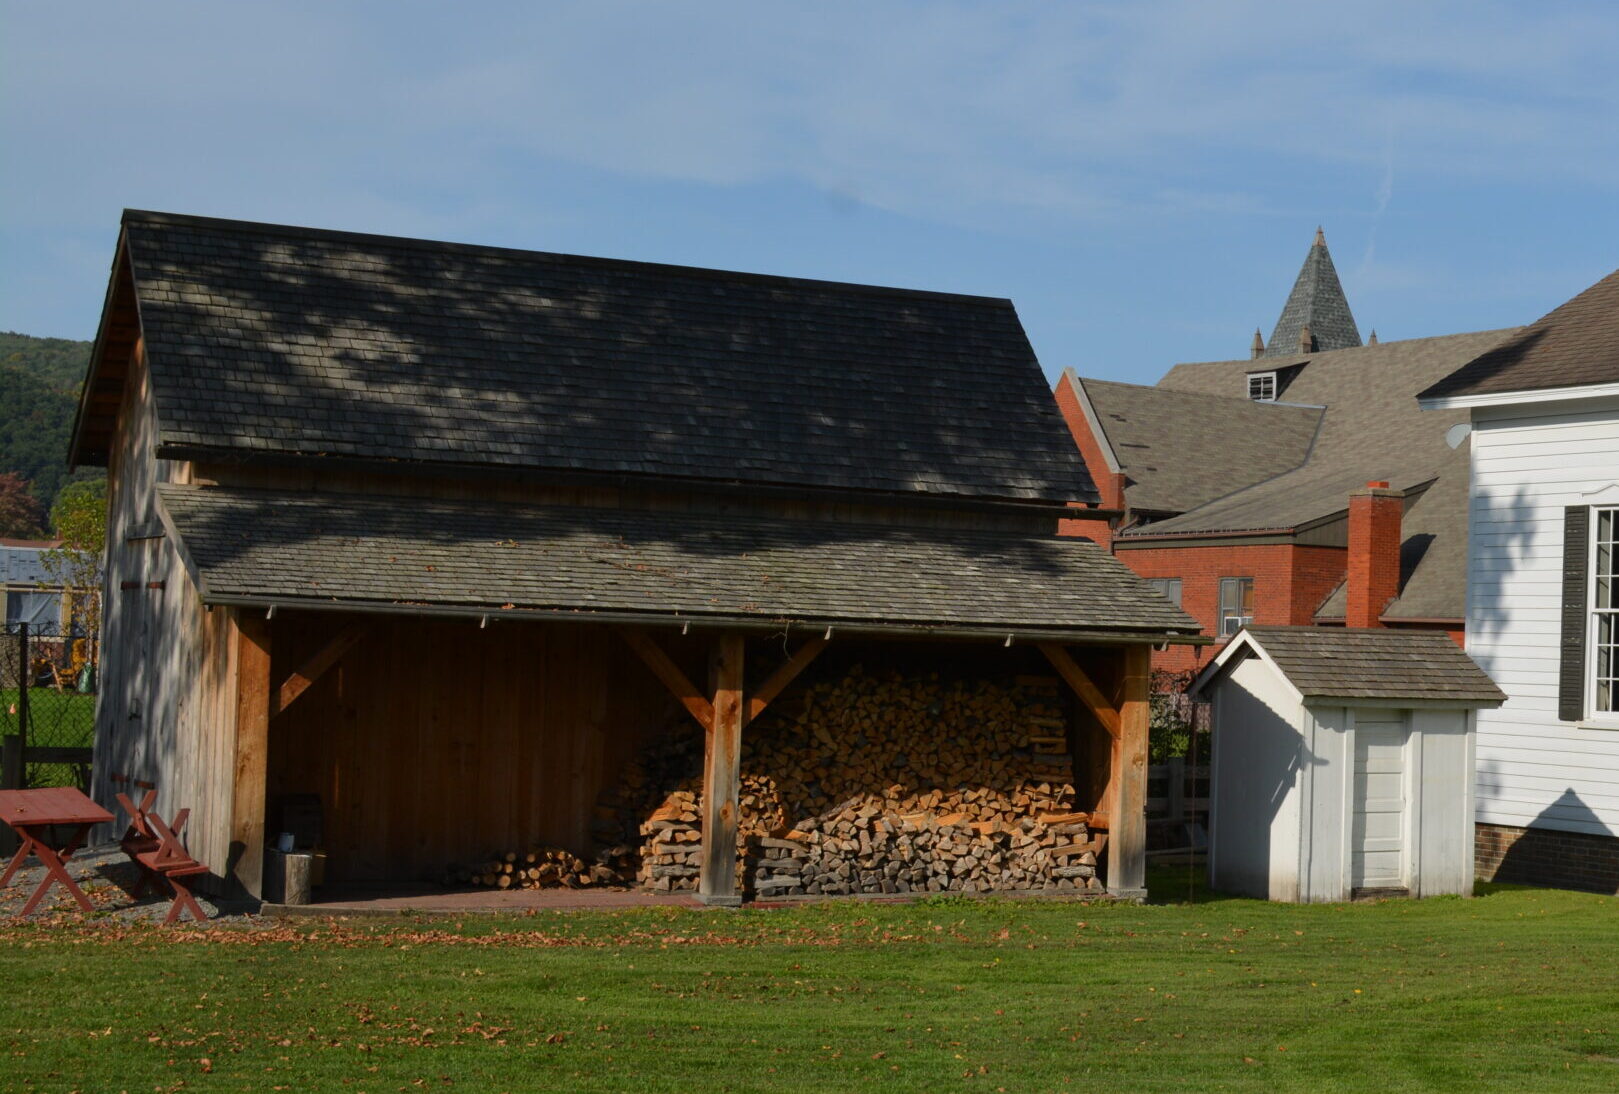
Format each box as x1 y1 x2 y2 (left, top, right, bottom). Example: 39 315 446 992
631 667 1099 895
450 843 634 891
450 666 1102 896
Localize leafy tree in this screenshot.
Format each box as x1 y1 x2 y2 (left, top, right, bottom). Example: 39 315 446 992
42 477 107 671
0 471 47 538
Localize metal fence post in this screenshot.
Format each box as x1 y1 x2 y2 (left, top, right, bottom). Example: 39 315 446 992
17 621 28 785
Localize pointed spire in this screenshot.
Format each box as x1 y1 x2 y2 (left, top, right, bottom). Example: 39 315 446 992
1251 328 1265 360
1368 329 1378 345
1262 227 1362 357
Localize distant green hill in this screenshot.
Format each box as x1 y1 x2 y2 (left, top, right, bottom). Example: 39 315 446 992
0 331 91 393
0 332 95 511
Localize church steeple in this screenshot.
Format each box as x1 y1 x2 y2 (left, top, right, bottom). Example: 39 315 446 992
1261 227 1361 357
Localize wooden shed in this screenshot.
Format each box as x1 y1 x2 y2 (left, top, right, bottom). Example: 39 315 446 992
71 210 1202 904
1191 627 1504 902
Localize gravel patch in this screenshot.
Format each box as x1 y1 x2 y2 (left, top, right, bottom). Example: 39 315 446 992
0 841 248 926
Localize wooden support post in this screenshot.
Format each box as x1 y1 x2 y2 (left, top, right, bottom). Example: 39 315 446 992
1109 644 1150 900
230 611 272 901
271 623 368 718
699 633 744 907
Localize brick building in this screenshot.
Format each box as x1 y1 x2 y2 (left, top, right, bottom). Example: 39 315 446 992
1057 230 1520 672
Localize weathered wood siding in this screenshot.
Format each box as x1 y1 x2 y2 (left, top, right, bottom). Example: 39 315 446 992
198 462 1071 536
91 343 240 881
1467 396 1619 836
268 618 676 883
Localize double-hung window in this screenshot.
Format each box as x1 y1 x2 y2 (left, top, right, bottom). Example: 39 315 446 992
1218 577 1254 637
1145 577 1183 607
1592 507 1618 718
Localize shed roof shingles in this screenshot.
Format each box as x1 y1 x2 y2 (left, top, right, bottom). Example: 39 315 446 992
1241 626 1504 703
157 484 1200 636
123 211 1094 504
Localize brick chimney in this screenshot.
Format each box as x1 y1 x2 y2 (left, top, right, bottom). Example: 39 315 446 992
1346 481 1403 628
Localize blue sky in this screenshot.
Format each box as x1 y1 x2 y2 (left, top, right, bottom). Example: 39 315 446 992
3 1 1616 385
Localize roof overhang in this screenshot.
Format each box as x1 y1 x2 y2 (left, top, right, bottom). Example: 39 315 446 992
1418 380 1619 412
156 484 1209 647
1059 370 1122 474
69 227 140 469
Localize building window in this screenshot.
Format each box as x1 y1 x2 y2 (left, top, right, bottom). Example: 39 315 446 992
1593 507 1618 716
1145 578 1182 607
1218 577 1254 637
1247 372 1277 402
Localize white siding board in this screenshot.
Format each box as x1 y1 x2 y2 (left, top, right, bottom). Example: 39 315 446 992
1466 400 1619 837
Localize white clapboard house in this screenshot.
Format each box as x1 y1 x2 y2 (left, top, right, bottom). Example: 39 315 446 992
1419 267 1619 893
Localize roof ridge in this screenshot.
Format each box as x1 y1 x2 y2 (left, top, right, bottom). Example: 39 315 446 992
120 208 1013 309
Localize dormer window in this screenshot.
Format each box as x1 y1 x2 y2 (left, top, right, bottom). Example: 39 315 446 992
1248 372 1277 401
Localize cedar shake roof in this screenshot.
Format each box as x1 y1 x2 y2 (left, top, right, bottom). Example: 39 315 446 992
81 210 1093 505
1073 376 1322 515
1263 229 1362 357
1214 625 1505 704
1419 268 1619 400
155 484 1203 640
1126 328 1518 622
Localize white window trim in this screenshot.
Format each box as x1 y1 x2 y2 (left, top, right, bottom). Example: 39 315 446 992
1248 372 1277 402
1585 504 1619 729
1218 577 1254 638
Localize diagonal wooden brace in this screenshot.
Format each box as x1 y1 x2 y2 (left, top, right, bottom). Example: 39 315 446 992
619 628 715 733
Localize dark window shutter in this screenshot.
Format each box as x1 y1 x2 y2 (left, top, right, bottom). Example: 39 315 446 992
1560 506 1591 721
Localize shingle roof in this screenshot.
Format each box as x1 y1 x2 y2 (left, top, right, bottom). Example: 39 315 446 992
1076 376 1321 515
156 484 1202 639
1419 268 1619 400
1127 328 1516 621
115 210 1092 504
1219 625 1505 704
1262 230 1361 357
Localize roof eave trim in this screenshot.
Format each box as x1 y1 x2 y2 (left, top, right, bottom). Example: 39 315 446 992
68 228 133 470
1063 371 1122 474
193 592 1213 646
1419 380 1619 411
1301 694 1506 710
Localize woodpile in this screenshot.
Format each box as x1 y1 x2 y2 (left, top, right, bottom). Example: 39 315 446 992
447 843 635 891
450 665 1104 897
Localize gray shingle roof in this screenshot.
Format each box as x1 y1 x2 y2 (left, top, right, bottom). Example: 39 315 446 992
1419 268 1619 400
156 484 1201 639
1076 375 1321 515
1226 625 1505 704
120 210 1092 505
1263 230 1361 357
1126 328 1517 621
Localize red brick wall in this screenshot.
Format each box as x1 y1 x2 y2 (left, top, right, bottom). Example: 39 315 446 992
1116 542 1348 672
1477 822 1619 895
1052 374 1124 550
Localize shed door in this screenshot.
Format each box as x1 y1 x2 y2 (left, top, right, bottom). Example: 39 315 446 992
1351 710 1408 891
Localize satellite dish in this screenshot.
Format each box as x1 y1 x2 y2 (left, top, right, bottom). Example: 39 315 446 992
1445 422 1472 449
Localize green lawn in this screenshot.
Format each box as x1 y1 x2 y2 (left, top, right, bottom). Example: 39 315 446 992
0 685 94 788
1 872 1615 1092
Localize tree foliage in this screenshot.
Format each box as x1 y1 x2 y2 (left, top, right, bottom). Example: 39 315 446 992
0 471 48 539
0 333 94 511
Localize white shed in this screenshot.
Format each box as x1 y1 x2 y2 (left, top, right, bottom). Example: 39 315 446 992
1190 626 1505 903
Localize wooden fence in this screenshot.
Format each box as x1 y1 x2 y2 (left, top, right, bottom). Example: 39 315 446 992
1146 757 1209 852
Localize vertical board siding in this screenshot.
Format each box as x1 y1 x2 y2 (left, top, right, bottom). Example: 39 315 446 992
91 343 239 886
1468 399 1619 836
268 619 672 884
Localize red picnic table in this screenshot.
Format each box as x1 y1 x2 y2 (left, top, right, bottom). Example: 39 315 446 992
0 787 115 916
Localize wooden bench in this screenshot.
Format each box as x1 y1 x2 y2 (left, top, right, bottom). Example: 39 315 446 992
113 783 210 926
